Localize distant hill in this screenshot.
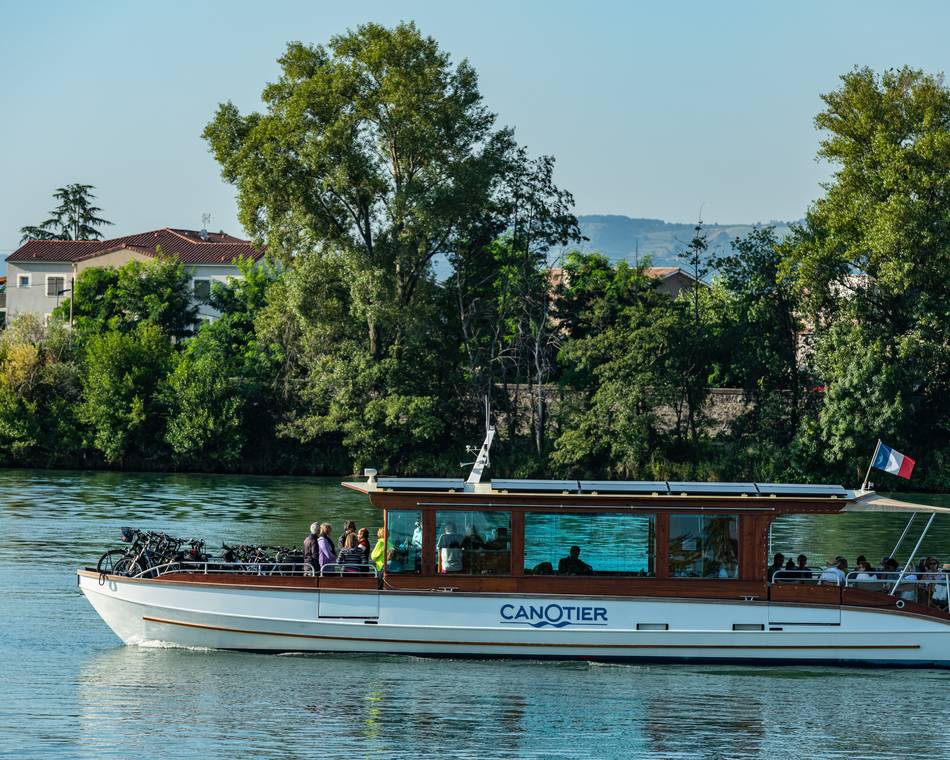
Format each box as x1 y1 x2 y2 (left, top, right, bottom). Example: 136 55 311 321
555 215 797 268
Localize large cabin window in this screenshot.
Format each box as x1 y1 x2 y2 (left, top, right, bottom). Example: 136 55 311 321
385 510 422 574
668 514 739 578
523 513 654 576
435 511 511 574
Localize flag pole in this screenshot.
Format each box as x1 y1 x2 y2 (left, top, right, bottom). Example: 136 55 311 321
861 439 881 491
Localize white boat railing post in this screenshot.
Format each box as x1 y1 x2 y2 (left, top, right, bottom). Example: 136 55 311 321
889 513 916 561
889 512 936 596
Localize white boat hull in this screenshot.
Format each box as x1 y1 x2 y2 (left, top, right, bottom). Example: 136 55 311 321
78 572 950 666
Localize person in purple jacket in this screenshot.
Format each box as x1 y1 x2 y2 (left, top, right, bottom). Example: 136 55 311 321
317 523 336 573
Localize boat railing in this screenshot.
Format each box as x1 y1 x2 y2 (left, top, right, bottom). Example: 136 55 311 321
130 560 317 578
771 569 950 602
319 563 379 577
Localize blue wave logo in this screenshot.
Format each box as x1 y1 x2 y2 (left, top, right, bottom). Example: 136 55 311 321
500 603 608 628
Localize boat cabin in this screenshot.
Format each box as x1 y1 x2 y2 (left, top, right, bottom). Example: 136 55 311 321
344 476 856 599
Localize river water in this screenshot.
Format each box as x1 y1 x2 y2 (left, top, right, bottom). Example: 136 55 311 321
1 469 949 759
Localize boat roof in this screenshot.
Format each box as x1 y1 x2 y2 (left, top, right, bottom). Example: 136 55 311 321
342 477 949 514
343 477 853 499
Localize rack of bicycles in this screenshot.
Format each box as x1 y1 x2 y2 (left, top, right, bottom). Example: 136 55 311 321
95 527 318 578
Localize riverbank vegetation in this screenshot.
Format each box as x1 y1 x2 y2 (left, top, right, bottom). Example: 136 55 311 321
1 25 948 490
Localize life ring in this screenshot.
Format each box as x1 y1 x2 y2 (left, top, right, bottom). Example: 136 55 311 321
895 599 905 609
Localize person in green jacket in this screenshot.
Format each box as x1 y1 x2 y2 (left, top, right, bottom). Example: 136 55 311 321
370 527 389 572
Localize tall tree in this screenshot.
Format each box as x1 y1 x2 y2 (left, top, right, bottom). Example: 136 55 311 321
204 22 518 359
784 67 950 487
20 184 113 242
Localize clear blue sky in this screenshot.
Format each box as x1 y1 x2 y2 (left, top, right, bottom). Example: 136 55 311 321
2 0 949 267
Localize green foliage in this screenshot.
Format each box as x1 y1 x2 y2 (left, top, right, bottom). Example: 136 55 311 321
55 252 199 340
20 183 112 242
79 325 173 464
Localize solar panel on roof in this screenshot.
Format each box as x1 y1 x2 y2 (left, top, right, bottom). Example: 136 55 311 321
491 479 580 493
578 481 669 494
377 478 466 491
667 482 759 495
754 483 848 497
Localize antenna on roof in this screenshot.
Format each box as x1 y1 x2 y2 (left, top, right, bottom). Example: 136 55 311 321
463 396 495 485
200 213 211 241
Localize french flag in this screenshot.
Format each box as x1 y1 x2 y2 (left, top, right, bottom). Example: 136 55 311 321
872 442 915 479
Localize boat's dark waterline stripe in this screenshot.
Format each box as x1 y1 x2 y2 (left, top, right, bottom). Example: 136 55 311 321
141 616 921 650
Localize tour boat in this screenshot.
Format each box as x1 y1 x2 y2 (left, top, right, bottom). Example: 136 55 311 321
78 430 950 666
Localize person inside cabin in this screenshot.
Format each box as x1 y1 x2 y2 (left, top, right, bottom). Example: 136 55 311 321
718 558 739 578
386 546 407 573
437 521 464 573
558 546 593 575
318 523 337 573
531 561 554 575
411 519 423 550
767 553 786 582
818 557 847 586
795 554 812 581
487 527 509 550
370 527 387 572
338 533 366 573
303 522 320 571
357 528 371 565
338 520 357 549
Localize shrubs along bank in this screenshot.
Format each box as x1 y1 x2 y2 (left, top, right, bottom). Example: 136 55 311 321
2 24 949 491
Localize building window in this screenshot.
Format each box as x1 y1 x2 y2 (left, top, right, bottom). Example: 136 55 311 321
46 276 65 297
384 510 422 574
18 275 30 288
524 513 654 576
193 279 211 302
669 514 739 578
435 511 511 574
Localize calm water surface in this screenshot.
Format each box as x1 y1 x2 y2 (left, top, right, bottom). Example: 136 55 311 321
1 469 949 759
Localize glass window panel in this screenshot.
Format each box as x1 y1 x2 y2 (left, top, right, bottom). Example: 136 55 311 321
384 510 422 574
668 514 739 578
193 279 211 302
524 513 654 576
47 277 64 297
435 511 511 575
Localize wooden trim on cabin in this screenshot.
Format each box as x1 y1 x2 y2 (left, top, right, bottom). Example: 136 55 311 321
367 490 848 515
655 514 669 579
422 509 436 575
510 511 525 576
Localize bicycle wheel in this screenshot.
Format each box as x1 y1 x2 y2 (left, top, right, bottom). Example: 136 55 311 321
97 550 128 574
113 557 145 577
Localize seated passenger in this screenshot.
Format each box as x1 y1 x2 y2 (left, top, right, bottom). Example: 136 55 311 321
462 525 485 551
386 547 407 573
818 558 846 586
932 563 950 610
854 560 877 586
338 520 357 549
795 554 811 579
531 561 554 575
718 559 739 578
437 521 464 573
487 527 509 550
767 553 786 582
921 556 942 605
337 533 365 573
558 546 593 575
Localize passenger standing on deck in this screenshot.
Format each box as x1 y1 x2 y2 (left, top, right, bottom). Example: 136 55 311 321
338 520 357 548
357 528 371 565
437 521 464 573
318 523 337 572
303 522 320 571
371 527 387 572
338 533 365 573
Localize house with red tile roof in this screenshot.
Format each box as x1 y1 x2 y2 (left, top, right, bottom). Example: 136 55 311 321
4 228 262 324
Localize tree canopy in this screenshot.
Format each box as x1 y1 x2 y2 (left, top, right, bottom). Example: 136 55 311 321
20 184 113 242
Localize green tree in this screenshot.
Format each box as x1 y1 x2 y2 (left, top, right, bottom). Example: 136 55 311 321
79 325 173 465
55 252 199 340
783 67 950 487
20 184 113 242
0 316 84 466
204 22 518 359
